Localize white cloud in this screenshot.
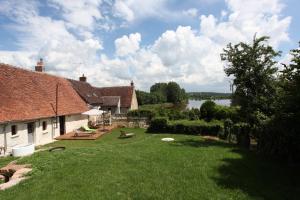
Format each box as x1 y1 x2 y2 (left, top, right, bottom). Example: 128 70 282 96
0 0 293 92
182 8 198 18
112 0 173 22
49 0 103 30
109 0 292 90
115 33 141 56
199 0 291 48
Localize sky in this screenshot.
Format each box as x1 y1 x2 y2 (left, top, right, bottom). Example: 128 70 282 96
0 0 299 92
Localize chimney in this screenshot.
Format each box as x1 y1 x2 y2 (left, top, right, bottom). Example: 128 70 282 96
35 58 44 72
79 74 87 82
130 80 134 87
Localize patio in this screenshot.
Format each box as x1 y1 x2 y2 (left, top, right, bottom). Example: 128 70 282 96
55 125 116 140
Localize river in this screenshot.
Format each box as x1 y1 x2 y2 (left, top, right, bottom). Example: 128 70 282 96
187 99 231 109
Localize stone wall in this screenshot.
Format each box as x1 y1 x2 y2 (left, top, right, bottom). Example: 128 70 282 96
112 117 149 129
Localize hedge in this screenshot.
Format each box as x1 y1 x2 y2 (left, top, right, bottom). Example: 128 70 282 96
148 118 224 136
232 122 251 149
127 109 156 119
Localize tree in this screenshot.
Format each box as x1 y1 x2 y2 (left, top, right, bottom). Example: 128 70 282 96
221 35 280 125
200 100 216 121
166 82 187 104
150 83 168 102
259 42 300 162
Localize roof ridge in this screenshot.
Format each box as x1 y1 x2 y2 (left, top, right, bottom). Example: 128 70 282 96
96 86 133 89
0 62 67 80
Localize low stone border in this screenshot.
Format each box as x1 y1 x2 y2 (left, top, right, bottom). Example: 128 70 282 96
0 161 32 190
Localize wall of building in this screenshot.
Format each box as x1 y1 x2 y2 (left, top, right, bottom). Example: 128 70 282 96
0 114 87 154
0 118 58 153
35 118 60 146
65 114 88 133
130 89 138 110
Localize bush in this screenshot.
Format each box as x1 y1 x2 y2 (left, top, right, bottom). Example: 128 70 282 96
200 100 216 121
127 109 156 119
221 119 233 140
148 117 168 132
148 119 224 136
258 116 300 162
232 122 251 149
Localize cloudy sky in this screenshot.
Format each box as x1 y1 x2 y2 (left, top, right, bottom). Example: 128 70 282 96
0 0 299 92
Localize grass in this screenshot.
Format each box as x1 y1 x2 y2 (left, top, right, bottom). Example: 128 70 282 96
0 128 299 199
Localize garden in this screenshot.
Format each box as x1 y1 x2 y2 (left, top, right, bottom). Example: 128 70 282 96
0 128 299 199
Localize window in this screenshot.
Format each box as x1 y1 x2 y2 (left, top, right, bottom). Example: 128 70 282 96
42 121 47 131
11 125 17 135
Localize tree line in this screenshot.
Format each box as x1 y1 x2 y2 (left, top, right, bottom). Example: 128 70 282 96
188 92 232 100
136 82 188 105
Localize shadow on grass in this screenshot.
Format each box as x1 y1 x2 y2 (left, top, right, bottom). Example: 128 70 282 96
171 138 300 200
170 138 233 148
216 149 300 200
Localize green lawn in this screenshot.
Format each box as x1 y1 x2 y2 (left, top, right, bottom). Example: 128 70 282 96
0 128 299 199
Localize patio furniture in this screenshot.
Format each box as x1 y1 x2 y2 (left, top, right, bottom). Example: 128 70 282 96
88 121 101 129
119 130 135 138
73 129 93 137
82 125 97 132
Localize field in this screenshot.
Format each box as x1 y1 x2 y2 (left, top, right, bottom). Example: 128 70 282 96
0 128 299 199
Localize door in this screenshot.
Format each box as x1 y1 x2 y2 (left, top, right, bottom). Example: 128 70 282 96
59 116 65 135
27 122 35 144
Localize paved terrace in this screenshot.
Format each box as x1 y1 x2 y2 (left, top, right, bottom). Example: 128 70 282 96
55 125 117 140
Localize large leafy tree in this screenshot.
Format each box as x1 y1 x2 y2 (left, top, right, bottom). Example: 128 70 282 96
221 36 280 125
150 83 168 102
279 43 300 121
258 42 300 162
166 82 187 104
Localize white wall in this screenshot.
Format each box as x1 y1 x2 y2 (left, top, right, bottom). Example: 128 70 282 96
0 114 87 154
35 118 60 146
65 114 88 133
1 121 32 153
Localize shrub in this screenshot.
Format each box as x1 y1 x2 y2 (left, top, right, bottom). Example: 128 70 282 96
221 119 233 140
148 119 224 136
232 122 251 149
200 100 216 121
127 109 156 119
213 105 240 122
148 117 168 132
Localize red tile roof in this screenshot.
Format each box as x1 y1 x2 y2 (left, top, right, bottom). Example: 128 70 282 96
95 86 133 108
68 79 134 108
99 96 120 106
68 79 100 104
0 64 89 123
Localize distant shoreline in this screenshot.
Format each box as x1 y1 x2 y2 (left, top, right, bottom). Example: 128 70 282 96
187 92 232 100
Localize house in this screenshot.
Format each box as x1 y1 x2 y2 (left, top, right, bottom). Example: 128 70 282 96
0 61 89 153
68 75 138 115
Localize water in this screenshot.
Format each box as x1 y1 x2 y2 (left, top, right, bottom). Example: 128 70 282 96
187 99 231 109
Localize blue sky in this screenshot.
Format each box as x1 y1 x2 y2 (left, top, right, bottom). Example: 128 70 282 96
0 0 299 92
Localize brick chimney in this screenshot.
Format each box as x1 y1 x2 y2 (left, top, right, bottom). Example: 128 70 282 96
79 74 87 82
130 80 134 87
35 58 44 72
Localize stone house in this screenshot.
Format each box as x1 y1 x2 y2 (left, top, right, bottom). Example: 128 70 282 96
68 75 138 115
0 61 89 153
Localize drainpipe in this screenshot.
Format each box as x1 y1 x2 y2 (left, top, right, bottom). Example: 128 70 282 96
3 124 8 154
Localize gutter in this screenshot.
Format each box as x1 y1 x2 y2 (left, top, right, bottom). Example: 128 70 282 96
2 124 8 154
